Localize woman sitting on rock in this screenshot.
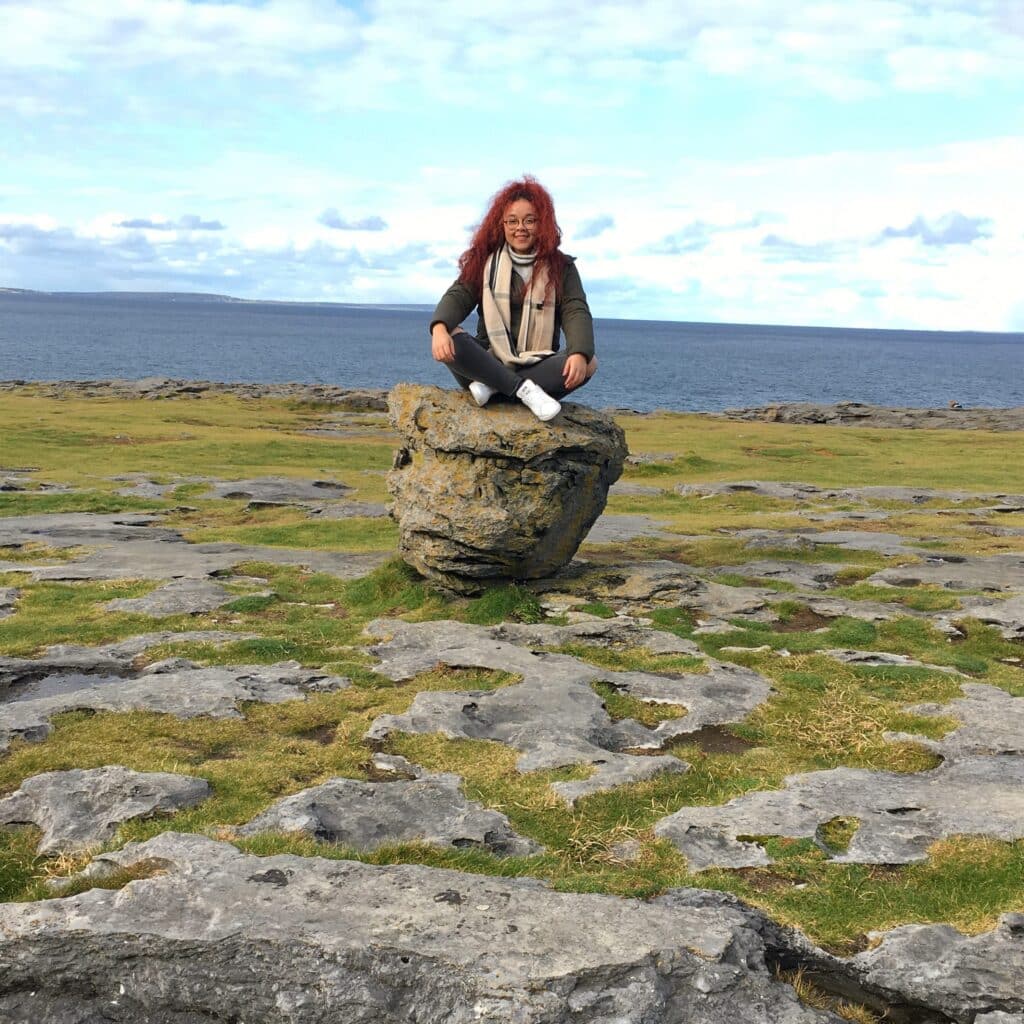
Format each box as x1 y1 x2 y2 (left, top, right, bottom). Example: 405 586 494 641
430 176 598 422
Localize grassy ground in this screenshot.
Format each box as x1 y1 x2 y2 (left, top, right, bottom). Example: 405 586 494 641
1 391 1023 966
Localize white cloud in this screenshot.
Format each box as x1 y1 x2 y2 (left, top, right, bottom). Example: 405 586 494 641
3 4 1022 330
4 133 1020 329
317 209 388 232
3 0 1023 112
0 0 359 72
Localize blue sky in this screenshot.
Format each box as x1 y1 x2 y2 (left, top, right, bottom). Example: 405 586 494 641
2 0 1023 329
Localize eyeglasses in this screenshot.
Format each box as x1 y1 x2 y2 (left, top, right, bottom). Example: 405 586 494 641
504 216 538 228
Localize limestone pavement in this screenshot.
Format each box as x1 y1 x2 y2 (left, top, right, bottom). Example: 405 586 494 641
2 398 1024 1019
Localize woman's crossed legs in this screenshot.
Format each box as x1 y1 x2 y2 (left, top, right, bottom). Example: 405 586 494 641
445 330 597 401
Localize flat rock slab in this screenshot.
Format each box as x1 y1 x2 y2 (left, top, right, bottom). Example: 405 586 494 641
722 402 1024 431
0 587 16 620
733 528 925 556
492 617 702 655
583 513 678 543
0 766 210 854
202 477 351 504
868 553 1024 592
677 480 1024 504
823 649 959 672
239 763 540 857
578 560 779 621
0 512 178 549
609 481 665 496
653 756 1024 868
307 500 389 519
714 560 845 591
112 475 181 498
974 523 1024 538
0 650 348 751
887 683 1024 758
940 594 1024 639
0 630 256 689
801 510 894 523
625 450 678 465
0 474 71 494
103 578 237 616
1 536 388 582
0 510 389 582
800 595 922 624
583 559 705 602
0 831 836 1024
851 914 1024 1022
364 619 770 804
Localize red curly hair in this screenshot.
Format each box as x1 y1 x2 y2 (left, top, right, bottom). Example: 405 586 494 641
457 176 566 301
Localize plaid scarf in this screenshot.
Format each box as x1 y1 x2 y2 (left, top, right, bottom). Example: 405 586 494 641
480 245 556 367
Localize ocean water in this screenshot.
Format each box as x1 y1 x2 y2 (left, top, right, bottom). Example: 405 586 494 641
2 291 1023 413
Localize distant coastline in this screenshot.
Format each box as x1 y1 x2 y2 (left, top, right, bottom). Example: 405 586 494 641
0 286 434 312
4 287 1023 336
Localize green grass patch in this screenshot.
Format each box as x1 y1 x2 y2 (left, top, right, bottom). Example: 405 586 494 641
627 454 719 477
714 573 799 592
187 516 398 552
713 836 1024 952
828 582 962 611
817 816 860 855
700 615 879 658
0 543 84 564
550 643 707 675
0 829 45 902
577 601 617 618
0 490 173 515
222 594 280 614
0 579 204 656
618 412 1024 492
461 584 545 625
591 681 688 726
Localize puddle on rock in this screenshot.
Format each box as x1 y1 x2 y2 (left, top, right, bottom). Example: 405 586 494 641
5 672 126 703
626 721 755 756
673 725 756 755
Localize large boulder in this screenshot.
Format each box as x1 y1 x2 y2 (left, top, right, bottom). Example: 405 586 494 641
387 384 627 593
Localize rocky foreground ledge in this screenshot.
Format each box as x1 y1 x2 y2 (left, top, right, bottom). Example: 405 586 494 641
2 832 1022 1024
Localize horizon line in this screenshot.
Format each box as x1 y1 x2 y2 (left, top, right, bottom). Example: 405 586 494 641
2 286 1022 338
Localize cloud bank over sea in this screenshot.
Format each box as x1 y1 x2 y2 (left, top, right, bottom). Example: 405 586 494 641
1 1 1022 331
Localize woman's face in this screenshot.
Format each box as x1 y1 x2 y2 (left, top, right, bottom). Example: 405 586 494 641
503 199 538 254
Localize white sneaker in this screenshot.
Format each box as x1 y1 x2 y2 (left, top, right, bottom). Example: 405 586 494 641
516 379 561 421
468 381 497 407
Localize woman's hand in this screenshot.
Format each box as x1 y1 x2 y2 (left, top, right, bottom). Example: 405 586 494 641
562 353 588 390
431 324 455 363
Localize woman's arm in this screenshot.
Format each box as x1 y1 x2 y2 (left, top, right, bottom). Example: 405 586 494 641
430 280 478 334
430 279 478 364
559 261 595 361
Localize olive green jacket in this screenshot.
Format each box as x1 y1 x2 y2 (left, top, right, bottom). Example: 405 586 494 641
430 256 595 361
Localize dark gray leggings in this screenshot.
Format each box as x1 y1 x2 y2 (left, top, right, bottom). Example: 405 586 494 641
443 331 590 400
